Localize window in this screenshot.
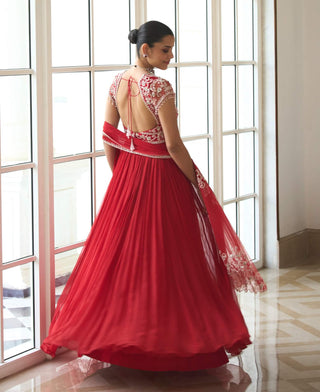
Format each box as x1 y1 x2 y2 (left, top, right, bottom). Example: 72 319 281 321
147 0 261 262
148 0 211 180
0 0 262 377
221 0 260 261
50 0 130 309
0 0 35 363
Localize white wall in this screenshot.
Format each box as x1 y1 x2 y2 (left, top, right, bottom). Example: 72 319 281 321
302 0 320 230
277 0 320 237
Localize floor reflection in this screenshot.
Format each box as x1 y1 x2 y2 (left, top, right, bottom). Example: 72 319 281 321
1 265 320 392
31 355 253 392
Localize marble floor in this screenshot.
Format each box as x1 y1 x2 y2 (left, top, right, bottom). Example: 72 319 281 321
1 264 320 392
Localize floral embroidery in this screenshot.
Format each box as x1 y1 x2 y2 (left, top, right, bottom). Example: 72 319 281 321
102 135 171 159
127 125 165 144
139 75 176 121
219 248 267 293
108 73 122 108
195 162 267 294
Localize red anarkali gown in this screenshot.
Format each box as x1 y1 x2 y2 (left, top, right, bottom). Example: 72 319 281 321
41 72 266 371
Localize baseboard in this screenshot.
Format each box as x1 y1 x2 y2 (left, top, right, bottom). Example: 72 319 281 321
307 229 320 258
279 229 320 268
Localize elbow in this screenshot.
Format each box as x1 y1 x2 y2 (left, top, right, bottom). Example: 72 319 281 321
167 140 183 155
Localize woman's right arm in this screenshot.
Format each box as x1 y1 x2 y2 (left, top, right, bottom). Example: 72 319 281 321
104 97 120 172
159 98 197 186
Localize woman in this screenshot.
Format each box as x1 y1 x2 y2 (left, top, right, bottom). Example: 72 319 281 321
41 21 266 371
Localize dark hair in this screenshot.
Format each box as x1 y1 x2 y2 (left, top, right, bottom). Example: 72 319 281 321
128 21 174 57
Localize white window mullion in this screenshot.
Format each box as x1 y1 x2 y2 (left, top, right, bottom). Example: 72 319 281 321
0 69 33 76
135 0 147 26
211 0 223 201
0 163 35 173
255 0 263 269
54 241 86 255
90 1 97 218
30 0 53 345
43 0 56 324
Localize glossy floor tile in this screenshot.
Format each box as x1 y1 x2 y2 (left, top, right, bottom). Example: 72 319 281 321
1 264 320 391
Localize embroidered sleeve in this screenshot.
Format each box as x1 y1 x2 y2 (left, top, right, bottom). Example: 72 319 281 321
108 73 121 107
149 77 176 115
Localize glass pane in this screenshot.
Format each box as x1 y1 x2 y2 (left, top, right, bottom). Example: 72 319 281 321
55 248 82 305
147 0 175 32
179 0 207 62
185 139 208 181
208 135 214 186
180 67 207 137
238 0 253 61
95 71 121 150
238 65 254 129
147 0 176 61
3 263 34 359
96 156 112 211
239 198 255 259
54 159 91 248
52 73 91 157
223 202 237 233
239 132 254 196
0 0 29 69
1 170 33 263
94 0 130 65
222 66 235 131
0 76 31 166
221 0 235 61
51 0 89 66
223 134 236 200
254 66 258 126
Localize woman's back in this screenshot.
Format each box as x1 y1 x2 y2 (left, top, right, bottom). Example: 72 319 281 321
109 69 175 134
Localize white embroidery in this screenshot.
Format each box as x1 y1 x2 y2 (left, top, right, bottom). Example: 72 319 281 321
139 75 176 122
128 125 165 144
195 167 206 189
102 136 171 159
219 247 267 293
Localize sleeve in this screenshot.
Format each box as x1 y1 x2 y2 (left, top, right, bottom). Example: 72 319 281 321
149 77 176 115
108 74 120 107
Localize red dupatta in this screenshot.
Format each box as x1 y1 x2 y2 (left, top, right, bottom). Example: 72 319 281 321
194 168 267 293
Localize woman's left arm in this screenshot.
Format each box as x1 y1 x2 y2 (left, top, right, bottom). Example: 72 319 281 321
104 99 120 171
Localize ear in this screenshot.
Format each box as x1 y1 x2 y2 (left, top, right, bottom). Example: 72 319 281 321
140 43 151 57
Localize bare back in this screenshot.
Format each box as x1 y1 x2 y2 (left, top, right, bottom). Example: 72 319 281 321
116 70 157 133
108 69 175 134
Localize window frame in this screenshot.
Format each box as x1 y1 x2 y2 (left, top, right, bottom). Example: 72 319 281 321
214 0 263 267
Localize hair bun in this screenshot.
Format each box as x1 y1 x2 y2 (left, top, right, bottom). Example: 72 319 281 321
128 29 139 44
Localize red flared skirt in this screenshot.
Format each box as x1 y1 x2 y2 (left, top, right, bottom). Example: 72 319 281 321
41 144 252 371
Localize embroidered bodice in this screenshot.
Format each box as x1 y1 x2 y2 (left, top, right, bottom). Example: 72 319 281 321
109 72 175 146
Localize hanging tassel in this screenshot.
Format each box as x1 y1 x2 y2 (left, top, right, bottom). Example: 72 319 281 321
130 137 135 151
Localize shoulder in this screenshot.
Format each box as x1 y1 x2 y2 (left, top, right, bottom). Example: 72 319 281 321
108 72 124 106
141 75 175 115
109 72 123 92
141 75 175 102
145 75 174 92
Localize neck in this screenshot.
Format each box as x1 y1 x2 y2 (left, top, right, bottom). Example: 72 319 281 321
134 60 154 74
